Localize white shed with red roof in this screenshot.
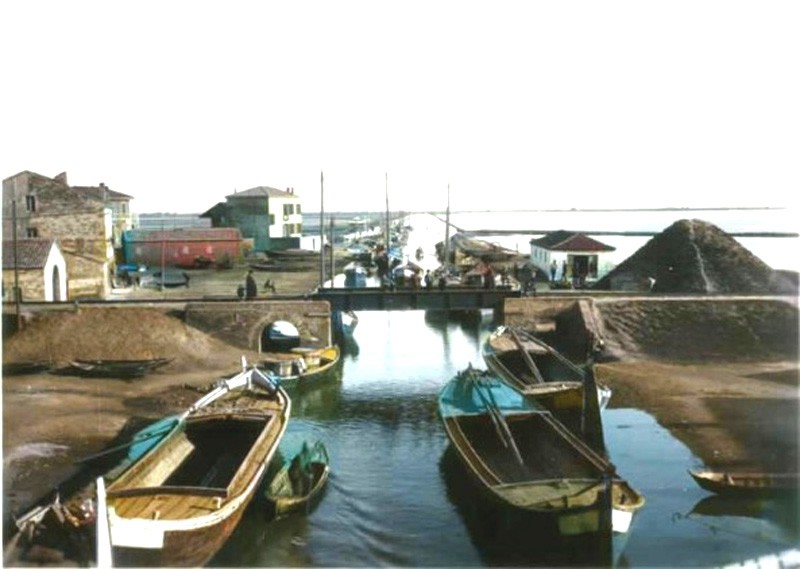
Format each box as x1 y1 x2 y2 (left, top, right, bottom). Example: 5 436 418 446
529 231 615 286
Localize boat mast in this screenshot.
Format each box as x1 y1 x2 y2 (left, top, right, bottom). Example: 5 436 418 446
444 183 451 272
319 170 324 288
384 172 390 251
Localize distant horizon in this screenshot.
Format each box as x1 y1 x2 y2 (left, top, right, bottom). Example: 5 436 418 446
135 205 789 217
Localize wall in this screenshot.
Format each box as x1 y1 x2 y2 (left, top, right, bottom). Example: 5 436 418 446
2 269 45 301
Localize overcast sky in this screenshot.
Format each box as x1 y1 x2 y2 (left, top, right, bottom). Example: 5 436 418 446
1 1 797 214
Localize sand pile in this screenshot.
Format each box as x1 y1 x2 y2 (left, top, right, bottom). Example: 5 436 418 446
593 297 799 362
2 306 258 372
594 219 797 294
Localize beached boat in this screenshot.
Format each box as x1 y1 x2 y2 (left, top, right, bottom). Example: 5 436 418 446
5 415 180 566
482 326 610 450
265 440 330 517
2 360 53 376
688 469 800 498
258 345 341 383
61 358 172 379
100 360 291 566
439 366 644 537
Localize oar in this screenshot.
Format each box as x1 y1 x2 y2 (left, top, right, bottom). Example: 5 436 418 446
508 327 545 384
73 424 173 465
472 377 525 466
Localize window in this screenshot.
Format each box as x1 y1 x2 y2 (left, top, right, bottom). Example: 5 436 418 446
283 204 292 216
25 195 36 212
26 227 38 238
296 204 302 214
268 214 275 225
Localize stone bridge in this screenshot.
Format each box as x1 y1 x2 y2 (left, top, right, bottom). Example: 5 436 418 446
184 300 333 353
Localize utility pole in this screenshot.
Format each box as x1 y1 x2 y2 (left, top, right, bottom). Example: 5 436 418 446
12 199 21 324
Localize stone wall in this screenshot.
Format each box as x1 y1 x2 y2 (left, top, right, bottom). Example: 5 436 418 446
2 269 45 301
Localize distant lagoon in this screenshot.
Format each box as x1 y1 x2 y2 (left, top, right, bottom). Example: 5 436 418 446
439 208 799 274
312 208 799 273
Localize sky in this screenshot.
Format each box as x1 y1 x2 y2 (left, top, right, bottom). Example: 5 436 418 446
1 1 798 215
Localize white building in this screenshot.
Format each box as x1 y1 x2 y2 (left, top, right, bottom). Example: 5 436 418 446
530 231 616 286
2 238 68 301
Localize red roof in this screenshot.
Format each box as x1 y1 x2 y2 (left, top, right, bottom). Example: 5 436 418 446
531 231 615 252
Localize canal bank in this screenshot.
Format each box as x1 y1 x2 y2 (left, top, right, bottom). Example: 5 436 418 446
2 296 798 566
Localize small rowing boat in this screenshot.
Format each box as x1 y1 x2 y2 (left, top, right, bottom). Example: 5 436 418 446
266 440 330 517
688 469 800 498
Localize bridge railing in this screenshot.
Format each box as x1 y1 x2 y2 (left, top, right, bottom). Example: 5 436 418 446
311 286 521 312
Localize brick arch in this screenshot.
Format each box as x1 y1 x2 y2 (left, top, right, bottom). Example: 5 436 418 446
185 300 332 353
247 313 316 353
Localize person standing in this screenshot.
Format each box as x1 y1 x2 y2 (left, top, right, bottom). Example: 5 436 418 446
550 260 557 282
245 270 257 300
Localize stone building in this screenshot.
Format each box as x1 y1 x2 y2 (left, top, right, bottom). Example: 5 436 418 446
2 238 68 301
73 181 134 257
201 186 302 252
2 171 114 299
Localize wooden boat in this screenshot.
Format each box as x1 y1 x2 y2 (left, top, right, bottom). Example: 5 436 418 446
482 326 610 450
2 360 53 376
100 360 291 567
688 469 800 498
438 366 644 537
265 248 319 260
265 440 330 517
258 344 341 383
63 358 172 379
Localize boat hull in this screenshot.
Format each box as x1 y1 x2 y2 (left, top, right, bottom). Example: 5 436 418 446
268 462 330 517
110 483 259 567
438 367 644 538
259 345 341 383
105 366 290 567
482 326 607 452
689 469 800 498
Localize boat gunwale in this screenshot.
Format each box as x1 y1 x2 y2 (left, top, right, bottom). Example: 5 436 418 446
106 485 229 499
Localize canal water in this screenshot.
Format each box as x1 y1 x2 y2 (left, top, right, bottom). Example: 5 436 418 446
210 309 798 567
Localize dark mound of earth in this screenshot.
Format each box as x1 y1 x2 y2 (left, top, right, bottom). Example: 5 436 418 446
2 306 259 372
593 219 798 294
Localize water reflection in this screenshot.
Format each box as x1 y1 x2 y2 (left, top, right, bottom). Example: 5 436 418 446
687 495 800 547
